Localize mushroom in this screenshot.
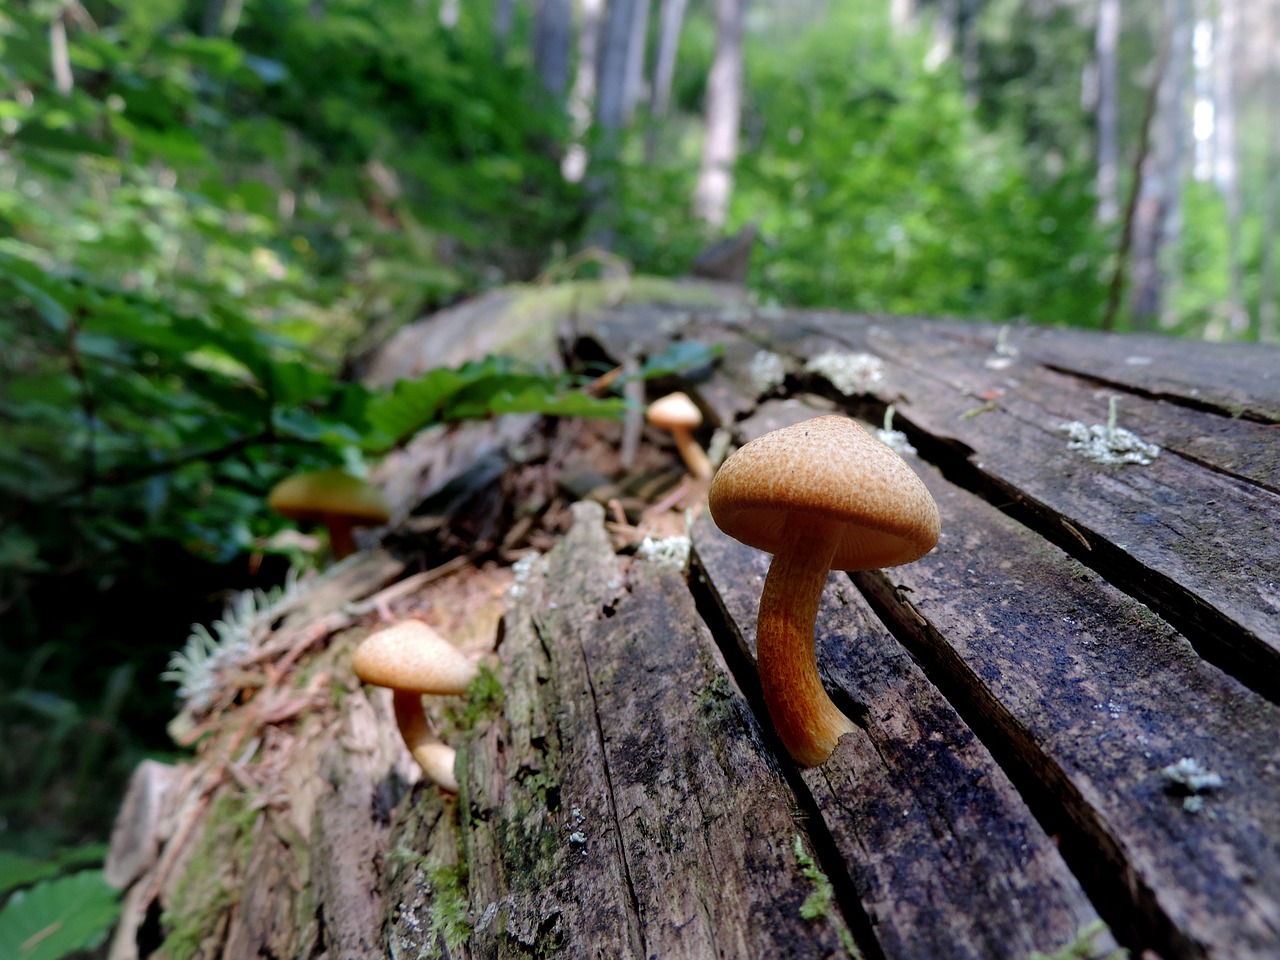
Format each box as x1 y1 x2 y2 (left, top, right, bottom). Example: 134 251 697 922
351 620 478 791
268 469 391 560
708 415 940 767
647 392 712 480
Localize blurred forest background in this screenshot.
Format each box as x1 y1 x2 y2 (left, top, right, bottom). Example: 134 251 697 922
1 0 1277 953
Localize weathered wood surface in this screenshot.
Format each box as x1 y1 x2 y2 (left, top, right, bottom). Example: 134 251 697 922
106 287 1280 960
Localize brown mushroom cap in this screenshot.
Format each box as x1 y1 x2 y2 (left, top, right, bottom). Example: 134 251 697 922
646 391 703 431
268 469 391 526
709 415 939 571
352 620 477 695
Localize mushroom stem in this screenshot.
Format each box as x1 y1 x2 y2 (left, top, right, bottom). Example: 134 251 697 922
327 516 357 560
672 427 713 480
756 518 856 767
392 688 432 756
391 689 459 791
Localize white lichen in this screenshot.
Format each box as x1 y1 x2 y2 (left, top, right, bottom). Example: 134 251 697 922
1162 757 1224 794
507 551 543 599
804 349 885 396
1061 397 1160 466
749 350 787 395
995 325 1019 357
636 535 691 570
875 404 916 455
163 567 305 711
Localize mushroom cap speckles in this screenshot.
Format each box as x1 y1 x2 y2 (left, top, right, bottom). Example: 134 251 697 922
352 620 478 695
268 469 392 524
647 392 703 430
709 415 940 570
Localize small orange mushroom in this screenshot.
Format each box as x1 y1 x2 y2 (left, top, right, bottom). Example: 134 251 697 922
647 392 712 480
268 469 391 560
351 620 477 791
708 416 940 767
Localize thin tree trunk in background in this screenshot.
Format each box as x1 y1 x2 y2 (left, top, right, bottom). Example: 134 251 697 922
1129 7 1187 330
588 0 640 245
1095 0 1121 223
891 0 917 32
1104 30 1167 331
1158 0 1192 329
1260 0 1280 343
645 0 690 164
50 12 73 95
494 0 517 62
926 0 958 70
534 0 574 100
563 0 605 183
202 0 245 36
694 0 743 228
623 0 653 121
596 0 637 140
1213 0 1248 337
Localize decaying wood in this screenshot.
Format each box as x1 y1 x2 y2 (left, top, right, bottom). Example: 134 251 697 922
106 285 1280 960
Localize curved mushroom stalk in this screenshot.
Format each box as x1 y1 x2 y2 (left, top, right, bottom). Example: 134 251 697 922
756 520 855 767
393 690 459 792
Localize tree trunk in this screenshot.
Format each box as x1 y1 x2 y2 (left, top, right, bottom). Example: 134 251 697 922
563 0 605 183
104 289 1280 960
1129 6 1189 330
493 0 517 62
587 0 641 244
1095 0 1121 223
533 0 574 100
623 0 653 121
1158 0 1192 329
644 0 689 163
1260 0 1280 343
891 0 917 32
595 0 638 138
1213 0 1248 337
693 0 743 228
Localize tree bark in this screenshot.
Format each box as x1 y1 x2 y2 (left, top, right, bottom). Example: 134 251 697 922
1260 0 1280 343
563 0 605 182
1094 0 1121 223
1213 0 1248 337
623 0 653 121
1129 6 1188 330
493 0 517 62
533 0 574 100
595 0 638 138
693 0 743 228
644 0 689 163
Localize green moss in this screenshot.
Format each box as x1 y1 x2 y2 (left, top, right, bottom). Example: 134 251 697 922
1029 920 1128 960
453 666 505 732
792 835 861 957
158 790 259 958
427 862 471 954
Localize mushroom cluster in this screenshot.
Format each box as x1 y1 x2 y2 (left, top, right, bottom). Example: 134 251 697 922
351 620 477 791
708 415 940 767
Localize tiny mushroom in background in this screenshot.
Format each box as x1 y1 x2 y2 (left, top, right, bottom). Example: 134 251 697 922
647 391 713 480
268 468 392 560
708 415 940 767
351 619 477 792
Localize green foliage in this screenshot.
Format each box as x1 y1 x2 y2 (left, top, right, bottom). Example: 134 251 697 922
734 7 1111 326
0 851 119 960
